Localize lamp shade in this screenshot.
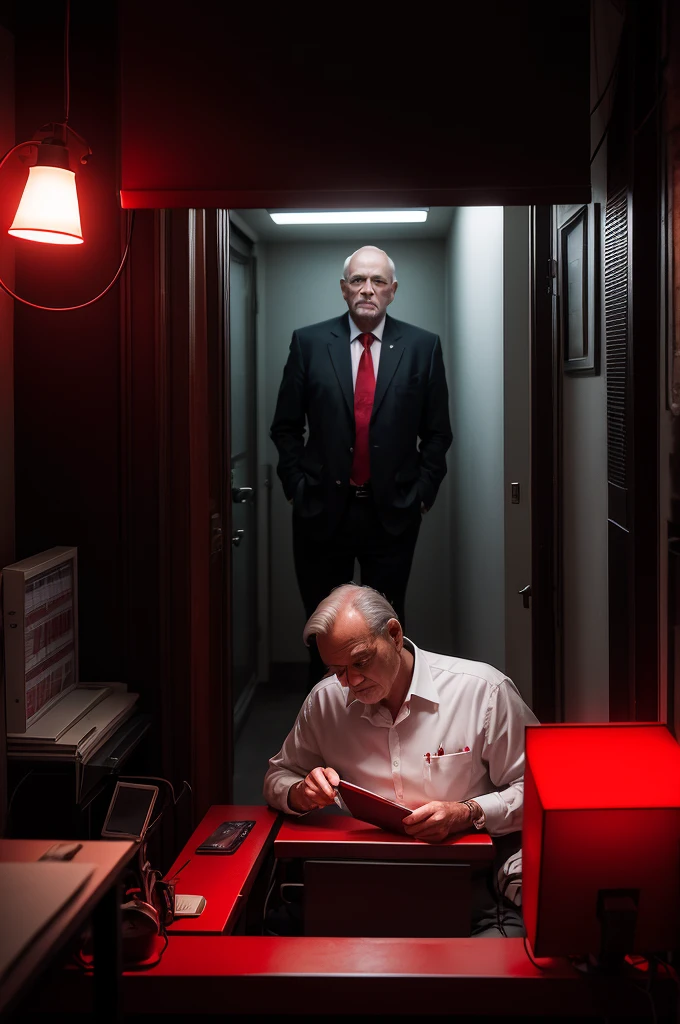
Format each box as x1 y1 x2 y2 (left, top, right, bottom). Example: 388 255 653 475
8 165 83 244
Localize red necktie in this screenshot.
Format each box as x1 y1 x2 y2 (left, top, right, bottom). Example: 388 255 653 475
350 333 376 485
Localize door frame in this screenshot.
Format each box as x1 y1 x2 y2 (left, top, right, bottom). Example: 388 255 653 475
229 230 260 737
530 205 560 722
154 201 563 819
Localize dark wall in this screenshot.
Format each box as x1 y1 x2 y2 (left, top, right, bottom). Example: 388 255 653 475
118 1 591 209
12 1 127 685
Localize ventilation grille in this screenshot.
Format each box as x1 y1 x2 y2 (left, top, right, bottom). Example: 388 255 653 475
604 187 628 489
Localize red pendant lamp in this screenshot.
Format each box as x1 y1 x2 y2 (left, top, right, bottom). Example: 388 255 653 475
0 1 133 311
8 131 84 246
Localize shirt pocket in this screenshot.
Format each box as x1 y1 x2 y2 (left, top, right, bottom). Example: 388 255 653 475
423 750 473 802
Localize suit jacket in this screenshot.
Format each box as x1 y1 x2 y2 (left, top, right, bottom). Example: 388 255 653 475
270 312 453 536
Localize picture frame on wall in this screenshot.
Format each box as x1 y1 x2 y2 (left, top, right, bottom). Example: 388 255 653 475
2 546 79 734
559 201 601 376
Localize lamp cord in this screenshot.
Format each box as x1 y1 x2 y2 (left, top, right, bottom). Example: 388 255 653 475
64 0 71 125
0 210 135 311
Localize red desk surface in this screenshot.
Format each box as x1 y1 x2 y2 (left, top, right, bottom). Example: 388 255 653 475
165 805 280 935
274 809 495 863
110 936 672 1017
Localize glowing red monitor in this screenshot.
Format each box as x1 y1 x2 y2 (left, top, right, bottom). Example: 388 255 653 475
523 723 680 959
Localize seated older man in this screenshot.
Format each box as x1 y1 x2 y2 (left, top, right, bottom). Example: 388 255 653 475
264 583 539 937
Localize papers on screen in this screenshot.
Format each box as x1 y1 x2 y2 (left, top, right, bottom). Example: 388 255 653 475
337 780 413 835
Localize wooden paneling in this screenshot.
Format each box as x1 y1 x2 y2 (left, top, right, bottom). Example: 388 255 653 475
157 210 229 821
12 1 124 684
118 2 590 209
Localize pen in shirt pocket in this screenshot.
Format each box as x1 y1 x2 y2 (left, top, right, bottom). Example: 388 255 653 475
430 744 470 758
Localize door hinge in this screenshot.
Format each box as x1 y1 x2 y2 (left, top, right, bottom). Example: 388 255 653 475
547 257 557 296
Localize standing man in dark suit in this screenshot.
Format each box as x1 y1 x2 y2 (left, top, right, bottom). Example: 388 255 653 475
270 245 452 683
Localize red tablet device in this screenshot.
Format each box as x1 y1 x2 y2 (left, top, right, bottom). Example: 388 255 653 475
337 780 414 835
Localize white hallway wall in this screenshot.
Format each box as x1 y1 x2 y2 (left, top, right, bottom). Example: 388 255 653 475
446 208 506 675
258 238 452 664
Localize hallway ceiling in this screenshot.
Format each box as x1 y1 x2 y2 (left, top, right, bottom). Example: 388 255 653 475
232 207 457 243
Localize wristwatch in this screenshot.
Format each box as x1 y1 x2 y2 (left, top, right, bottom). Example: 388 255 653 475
462 799 486 830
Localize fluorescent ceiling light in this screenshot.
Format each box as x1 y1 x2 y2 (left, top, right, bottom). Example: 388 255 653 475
269 209 428 226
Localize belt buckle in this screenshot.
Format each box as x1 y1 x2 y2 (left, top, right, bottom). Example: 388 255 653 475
354 485 369 499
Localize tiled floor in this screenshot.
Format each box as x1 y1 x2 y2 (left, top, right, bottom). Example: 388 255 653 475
233 665 310 805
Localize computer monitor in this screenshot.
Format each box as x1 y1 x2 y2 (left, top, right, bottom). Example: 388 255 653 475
523 723 680 963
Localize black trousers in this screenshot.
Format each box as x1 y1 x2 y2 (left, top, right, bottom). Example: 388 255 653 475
293 491 421 686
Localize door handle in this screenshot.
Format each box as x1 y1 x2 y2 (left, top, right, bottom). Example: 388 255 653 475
210 512 223 555
232 486 254 504
518 585 531 609
231 529 245 548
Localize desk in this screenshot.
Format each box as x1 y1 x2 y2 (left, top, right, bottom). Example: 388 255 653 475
0 837 136 1021
165 805 280 936
275 810 495 936
29 935 677 1017
275 808 495 862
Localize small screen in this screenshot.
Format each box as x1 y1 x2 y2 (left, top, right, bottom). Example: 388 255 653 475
105 784 157 838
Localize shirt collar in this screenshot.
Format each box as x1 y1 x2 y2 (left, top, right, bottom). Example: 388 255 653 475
343 638 440 714
348 314 386 343
401 639 440 708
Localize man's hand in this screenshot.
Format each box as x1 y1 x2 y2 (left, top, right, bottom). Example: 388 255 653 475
402 800 472 843
288 766 340 813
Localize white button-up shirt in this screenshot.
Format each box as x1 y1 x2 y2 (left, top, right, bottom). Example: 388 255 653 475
349 314 385 388
263 640 539 836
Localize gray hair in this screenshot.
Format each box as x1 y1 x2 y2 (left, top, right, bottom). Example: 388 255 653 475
343 247 397 283
303 583 398 647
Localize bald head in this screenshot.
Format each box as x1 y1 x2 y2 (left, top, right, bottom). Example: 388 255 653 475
340 246 398 328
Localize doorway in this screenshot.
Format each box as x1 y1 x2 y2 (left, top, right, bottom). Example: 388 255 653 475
228 206 534 803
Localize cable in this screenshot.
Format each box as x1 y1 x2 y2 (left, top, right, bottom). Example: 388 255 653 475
590 105 616 165
119 776 192 837
5 769 35 831
634 88 667 138
522 934 552 971
72 927 170 972
0 211 135 311
262 859 279 933
126 930 169 970
63 0 71 125
591 0 600 115
590 33 623 117
119 774 178 807
0 139 39 169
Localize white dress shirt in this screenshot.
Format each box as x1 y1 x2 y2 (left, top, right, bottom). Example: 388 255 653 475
263 640 539 836
349 314 385 388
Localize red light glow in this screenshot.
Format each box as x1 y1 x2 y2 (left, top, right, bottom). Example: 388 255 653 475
8 165 83 245
523 723 680 958
525 723 680 808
